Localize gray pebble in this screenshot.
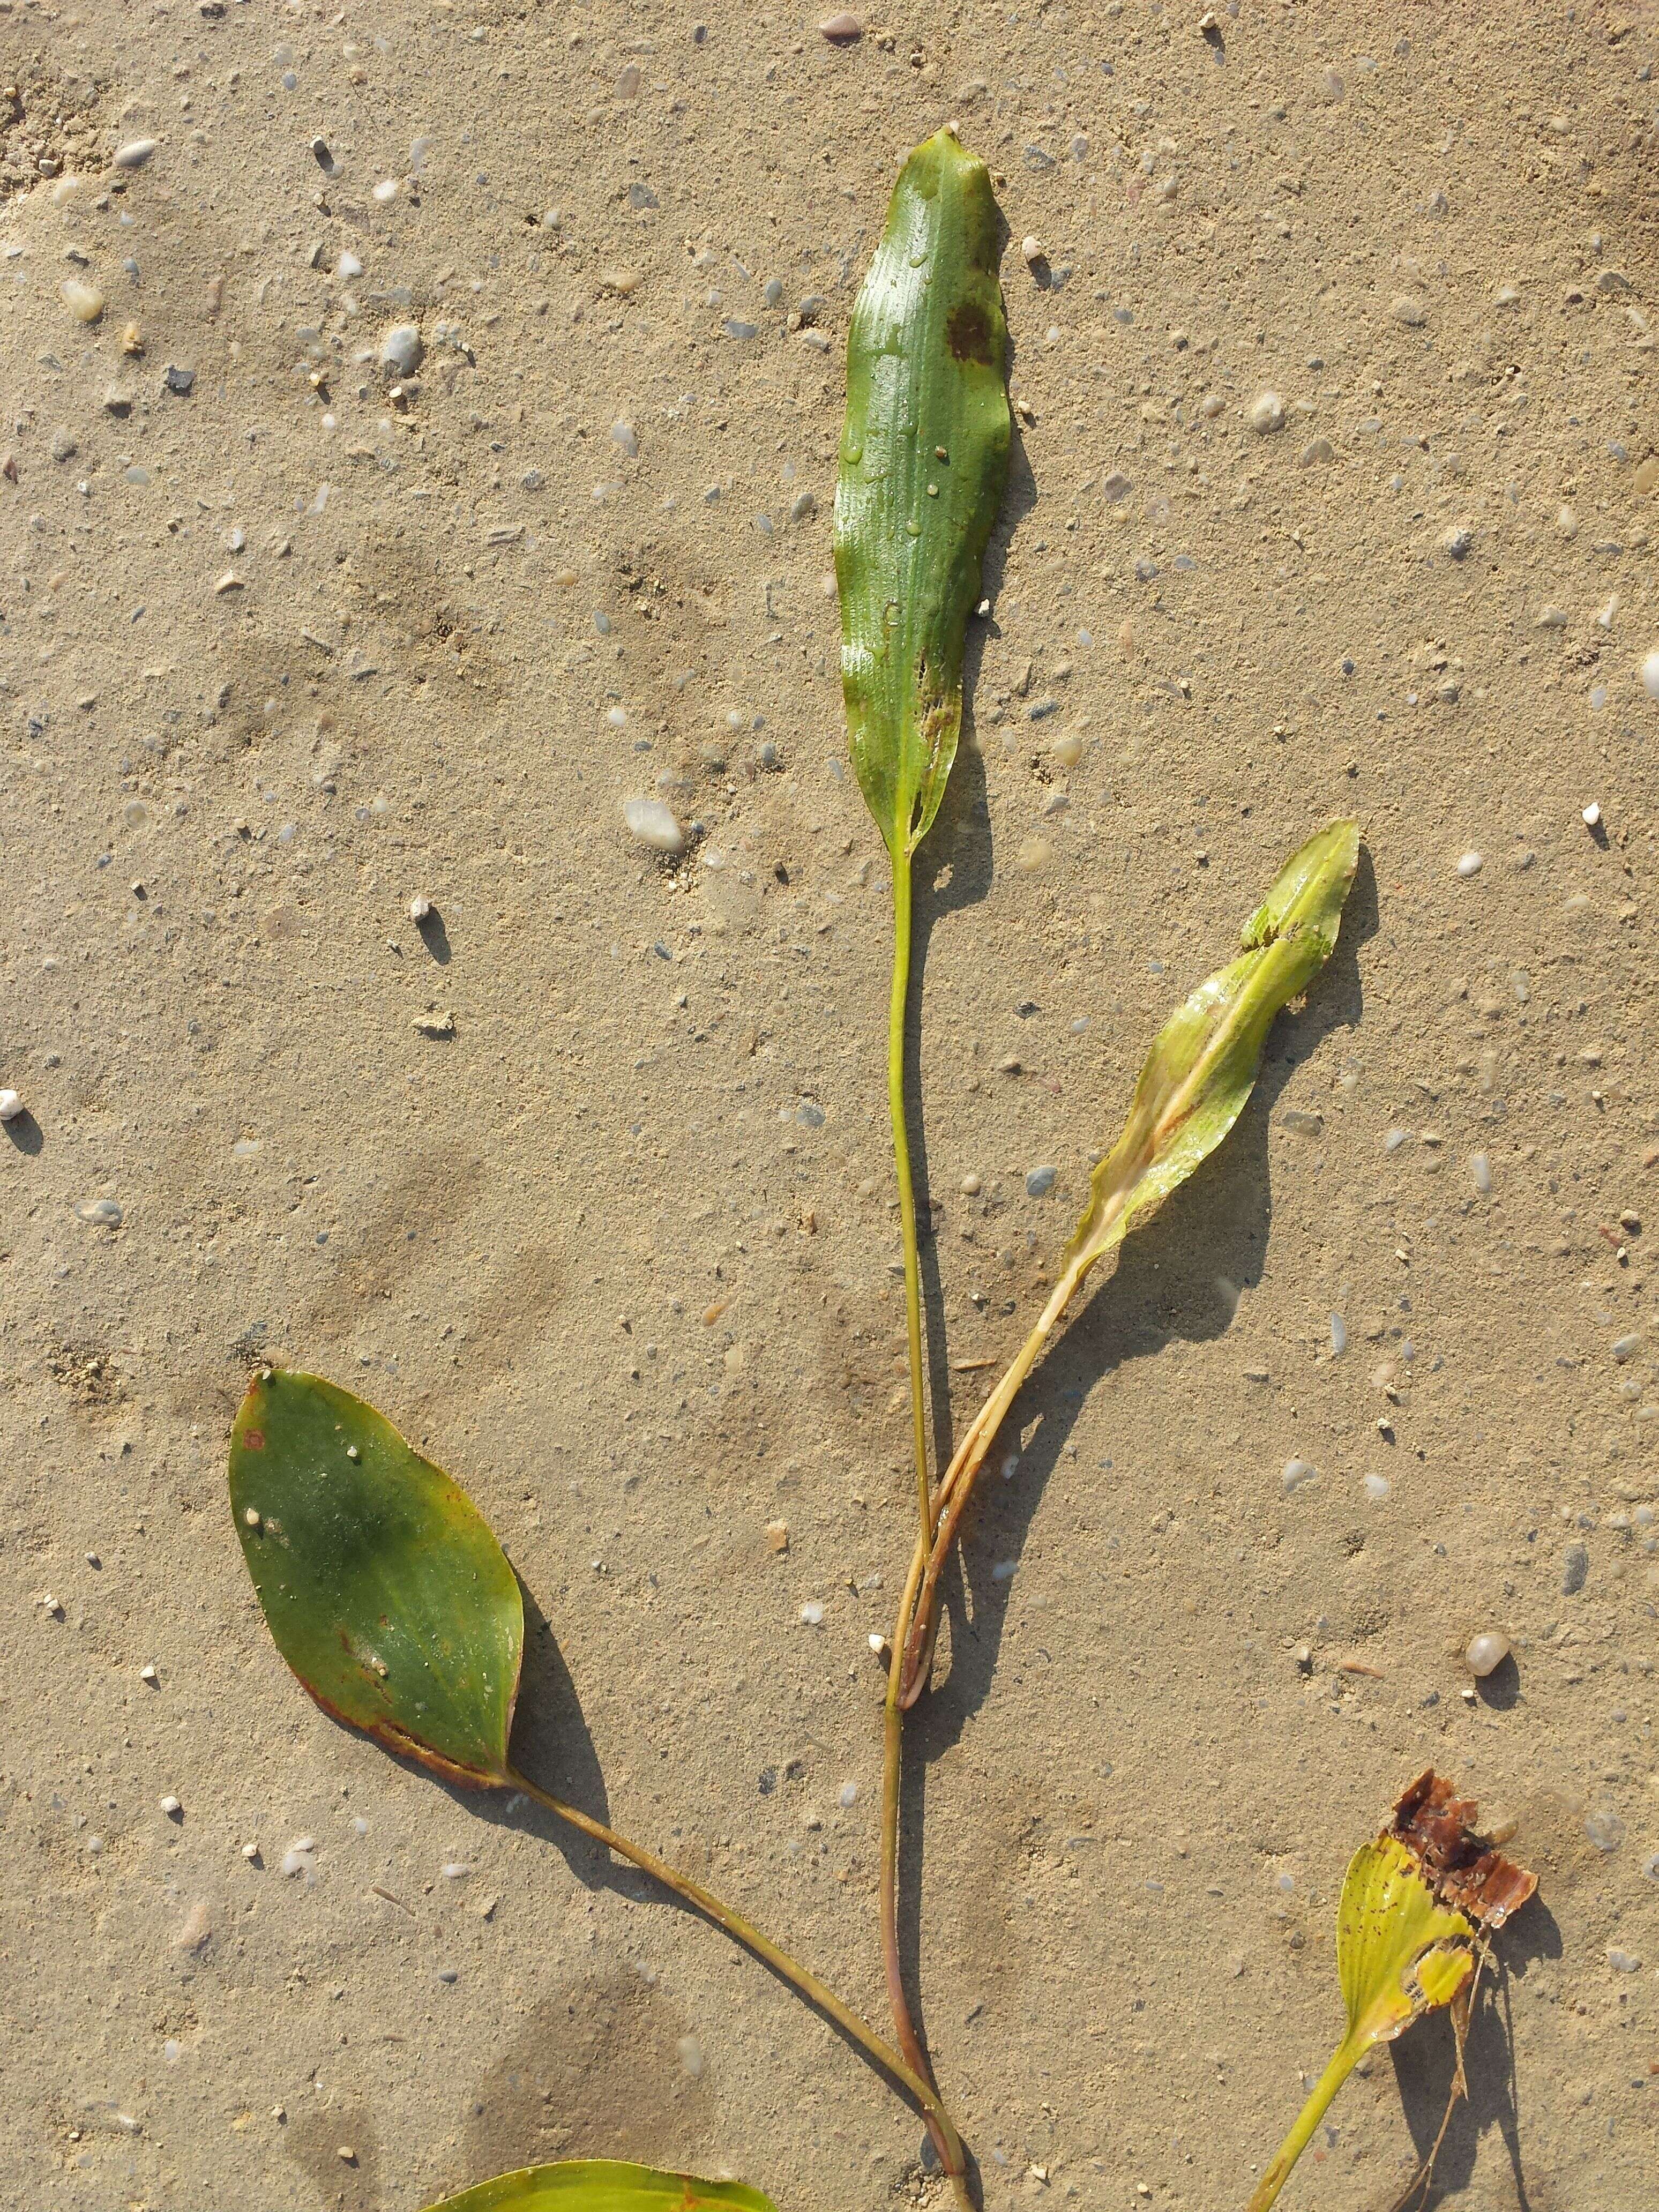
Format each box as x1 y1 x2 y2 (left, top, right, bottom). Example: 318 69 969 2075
162 364 196 394
379 323 423 377
1585 1807 1624 1851
1025 1165 1057 1197
76 1198 123 1227
796 1100 826 1130
1560 1541 1589 1596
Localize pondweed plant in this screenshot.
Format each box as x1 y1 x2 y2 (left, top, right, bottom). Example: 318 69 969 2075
228 125 1390 2212
1246 1772 1536 2212
229 1370 967 2181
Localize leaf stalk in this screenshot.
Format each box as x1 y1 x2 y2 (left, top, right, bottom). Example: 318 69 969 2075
505 1768 971 2204
888 852 935 1548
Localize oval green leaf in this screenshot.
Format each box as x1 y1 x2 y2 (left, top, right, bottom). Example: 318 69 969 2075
229 1369 523 1787
425 2161 778 2212
835 127 1011 861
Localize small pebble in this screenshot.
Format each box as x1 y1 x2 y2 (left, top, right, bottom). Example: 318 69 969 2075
1021 234 1045 266
1607 1947 1643 1973
1560 1542 1589 1596
1443 525 1474 559
1642 649 1659 701
163 364 196 394
1329 1313 1348 1356
1456 850 1483 878
839 1781 857 1807
1585 1807 1624 1852
960 1172 982 1195
1581 802 1601 827
379 323 423 377
1248 391 1284 434
624 797 684 853
0 1088 23 1120
159 1793 182 1816
113 138 159 169
1469 1152 1492 1195
61 277 105 323
1390 295 1425 326
1025 1165 1057 1197
1362 1474 1391 1503
408 894 432 921
1465 1631 1509 1678
1281 1458 1318 1496
76 1198 123 1227
818 11 863 40
140 1662 158 1682
800 1600 825 1626
676 2034 706 2079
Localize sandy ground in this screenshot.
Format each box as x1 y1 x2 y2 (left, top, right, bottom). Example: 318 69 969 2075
3 3 1658 2208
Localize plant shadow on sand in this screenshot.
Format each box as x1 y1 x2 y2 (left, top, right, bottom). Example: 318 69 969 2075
1388 1902 1564 2212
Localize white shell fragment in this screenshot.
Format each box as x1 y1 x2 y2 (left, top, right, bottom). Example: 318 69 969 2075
624 797 685 854
1466 1631 1510 1678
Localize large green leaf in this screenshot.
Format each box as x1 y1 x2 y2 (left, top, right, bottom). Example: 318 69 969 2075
229 1368 522 1787
425 2163 777 2212
1059 819 1360 1298
835 128 1011 861
1337 1834 1475 2050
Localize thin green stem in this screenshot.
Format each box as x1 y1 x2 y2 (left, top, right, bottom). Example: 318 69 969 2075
1244 2034 1363 2212
505 1766 969 2199
888 851 935 1548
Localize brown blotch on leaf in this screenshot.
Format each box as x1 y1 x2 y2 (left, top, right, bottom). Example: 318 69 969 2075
946 301 992 364
1389 1768 1538 1930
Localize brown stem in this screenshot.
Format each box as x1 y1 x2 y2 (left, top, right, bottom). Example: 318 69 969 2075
878 1543 972 2206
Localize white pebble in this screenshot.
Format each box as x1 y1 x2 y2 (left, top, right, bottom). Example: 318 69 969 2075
1281 1458 1318 1495
408 894 432 921
140 1661 158 1682
610 420 639 458
624 797 684 854
378 322 423 376
1329 1313 1348 1356
60 277 105 323
1362 1474 1392 1504
1021 234 1045 265
280 1849 310 1877
799 1600 825 1626
441 1861 473 1879
1465 1631 1509 1678
0 1088 23 1120
960 1172 982 1195
1581 802 1601 827
1641 649 1659 700
1456 850 1483 878
242 1841 259 1859
676 2034 705 2080
1469 1151 1492 1196
371 177 400 204
336 251 363 281
839 1780 858 1807
159 1794 181 1815
113 138 159 169
1248 391 1285 435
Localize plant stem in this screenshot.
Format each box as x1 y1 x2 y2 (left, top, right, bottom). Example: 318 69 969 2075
888 851 935 1547
1244 2034 1363 2212
899 1251 1085 1706
505 1766 970 2201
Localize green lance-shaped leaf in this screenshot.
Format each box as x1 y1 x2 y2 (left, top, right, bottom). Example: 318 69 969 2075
899 821 1362 1705
229 1367 523 1787
835 127 1011 860
424 2160 778 2212
1059 817 1361 1297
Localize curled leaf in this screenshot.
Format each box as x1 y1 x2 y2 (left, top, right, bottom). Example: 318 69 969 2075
1388 1767 1538 1930
1060 819 1360 1300
835 127 1011 860
230 1368 522 1788
424 2161 777 2212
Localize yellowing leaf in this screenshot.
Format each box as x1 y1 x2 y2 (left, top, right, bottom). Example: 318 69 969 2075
424 2160 778 2212
1337 1834 1475 2051
1060 819 1359 1297
835 128 1011 860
